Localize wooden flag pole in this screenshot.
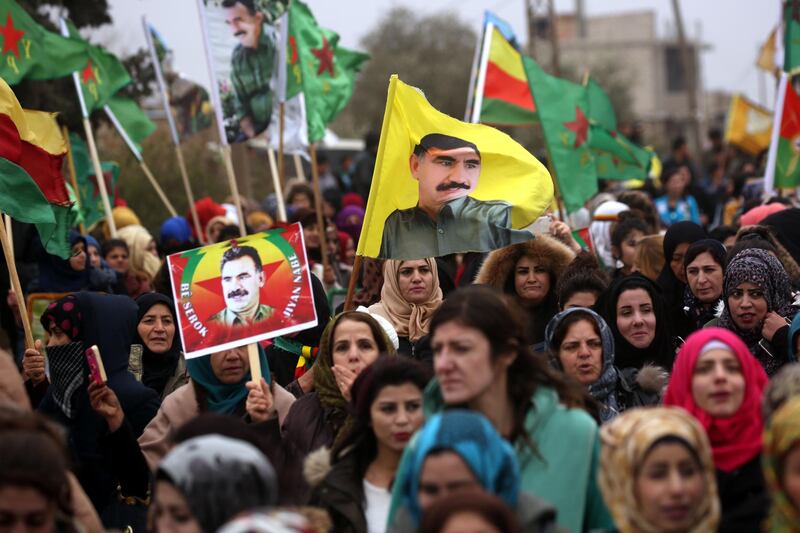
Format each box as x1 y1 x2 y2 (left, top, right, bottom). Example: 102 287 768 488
0 216 33 349
309 144 330 271
278 102 286 189
62 127 86 235
175 147 204 242
222 145 247 235
267 148 287 222
59 18 116 237
294 153 306 181
82 118 117 237
139 160 178 217
247 343 262 382
344 254 362 311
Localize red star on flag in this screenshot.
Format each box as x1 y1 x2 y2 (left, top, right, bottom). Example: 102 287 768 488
82 60 96 84
311 36 334 76
0 13 25 58
563 106 589 148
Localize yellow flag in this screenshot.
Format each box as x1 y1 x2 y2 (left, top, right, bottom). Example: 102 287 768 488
724 94 773 156
358 75 553 260
756 26 778 74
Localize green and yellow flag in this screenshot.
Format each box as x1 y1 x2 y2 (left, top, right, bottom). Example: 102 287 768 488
358 75 553 259
784 0 800 74
287 0 368 142
0 0 87 84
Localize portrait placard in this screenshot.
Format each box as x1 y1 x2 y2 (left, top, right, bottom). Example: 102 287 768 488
167 224 317 358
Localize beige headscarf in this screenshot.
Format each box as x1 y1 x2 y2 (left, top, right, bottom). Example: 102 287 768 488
118 224 162 282
368 258 443 342
598 407 720 533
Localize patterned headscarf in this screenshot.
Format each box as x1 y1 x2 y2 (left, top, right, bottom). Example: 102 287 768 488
352 258 384 307
39 294 85 419
545 307 619 421
391 410 520 528
719 248 797 374
664 328 768 472
763 396 800 533
599 407 720 533
369 258 443 342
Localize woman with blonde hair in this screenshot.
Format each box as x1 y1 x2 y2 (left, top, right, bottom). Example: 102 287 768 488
632 234 664 282
598 407 720 533
118 224 162 283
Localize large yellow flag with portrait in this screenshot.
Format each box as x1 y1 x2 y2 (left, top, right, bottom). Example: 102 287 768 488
358 75 553 260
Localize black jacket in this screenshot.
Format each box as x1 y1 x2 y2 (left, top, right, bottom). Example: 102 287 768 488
308 452 368 533
716 455 769 533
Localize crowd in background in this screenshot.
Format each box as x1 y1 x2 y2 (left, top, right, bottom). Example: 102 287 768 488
3 127 800 533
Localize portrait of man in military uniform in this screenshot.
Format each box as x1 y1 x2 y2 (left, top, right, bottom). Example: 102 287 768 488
208 245 274 327
222 0 279 139
379 133 534 259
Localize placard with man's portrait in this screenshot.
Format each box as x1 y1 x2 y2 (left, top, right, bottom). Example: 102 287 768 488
167 224 317 358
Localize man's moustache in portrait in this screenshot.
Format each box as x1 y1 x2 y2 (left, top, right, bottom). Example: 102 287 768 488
436 181 470 192
227 288 249 299
234 30 246 38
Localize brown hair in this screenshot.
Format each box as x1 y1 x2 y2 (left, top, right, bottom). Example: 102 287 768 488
419 490 523 533
633 234 665 282
430 285 599 444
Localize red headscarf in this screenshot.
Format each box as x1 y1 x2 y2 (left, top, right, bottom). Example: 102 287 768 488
664 327 768 472
190 197 226 241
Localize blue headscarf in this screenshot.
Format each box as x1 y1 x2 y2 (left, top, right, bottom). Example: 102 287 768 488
545 307 619 421
789 313 800 362
35 230 92 292
392 410 520 527
186 346 271 414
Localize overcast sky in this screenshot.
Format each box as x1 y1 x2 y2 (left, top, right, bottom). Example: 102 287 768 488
99 0 778 108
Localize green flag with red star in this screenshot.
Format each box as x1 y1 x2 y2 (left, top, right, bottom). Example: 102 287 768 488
64 20 130 112
286 0 368 143
523 56 596 213
0 0 87 84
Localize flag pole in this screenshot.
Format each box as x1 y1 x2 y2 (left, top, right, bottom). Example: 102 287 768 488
60 19 117 237
278 103 286 188
267 148 287 221
0 215 33 349
764 71 788 198
222 145 247 235
62 126 86 235
142 16 204 243
309 143 330 271
344 254 362 311
294 153 306 181
102 104 177 217
470 21 494 124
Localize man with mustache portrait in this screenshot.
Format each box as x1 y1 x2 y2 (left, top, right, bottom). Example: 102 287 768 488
223 0 278 140
208 245 274 327
379 133 533 258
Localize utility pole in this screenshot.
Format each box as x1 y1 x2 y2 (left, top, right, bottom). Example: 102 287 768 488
526 0 537 58
671 0 703 160
547 0 561 76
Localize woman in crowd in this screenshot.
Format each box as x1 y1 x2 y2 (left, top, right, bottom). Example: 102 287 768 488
388 410 558 533
609 211 651 279
24 292 161 527
716 248 798 376
138 344 286 470
599 274 674 370
763 396 800 531
598 407 720 533
735 224 800 287
556 251 610 310
153 434 278 533
133 293 187 399
281 311 396 503
475 236 575 347
545 307 664 422
118 224 161 295
33 231 92 293
588 200 630 270
656 221 706 340
368 258 442 361
308 357 429 532
655 164 701 227
101 238 151 298
426 286 612 532
663 327 770 533
683 239 726 330
631 234 664 282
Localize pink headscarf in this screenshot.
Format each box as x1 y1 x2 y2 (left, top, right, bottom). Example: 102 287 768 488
740 203 787 226
663 327 768 472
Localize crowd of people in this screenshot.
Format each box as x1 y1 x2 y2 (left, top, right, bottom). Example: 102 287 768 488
2 131 800 533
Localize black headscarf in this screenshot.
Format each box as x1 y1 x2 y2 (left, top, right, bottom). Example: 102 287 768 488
598 274 674 370
134 293 182 397
682 239 727 330
761 208 800 267
35 231 92 293
656 221 706 338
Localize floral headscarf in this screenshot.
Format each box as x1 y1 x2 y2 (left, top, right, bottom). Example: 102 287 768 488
599 407 720 533
763 395 800 533
719 248 797 375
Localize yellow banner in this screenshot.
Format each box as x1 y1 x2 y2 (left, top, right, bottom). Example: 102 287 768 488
724 94 772 156
358 75 553 260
